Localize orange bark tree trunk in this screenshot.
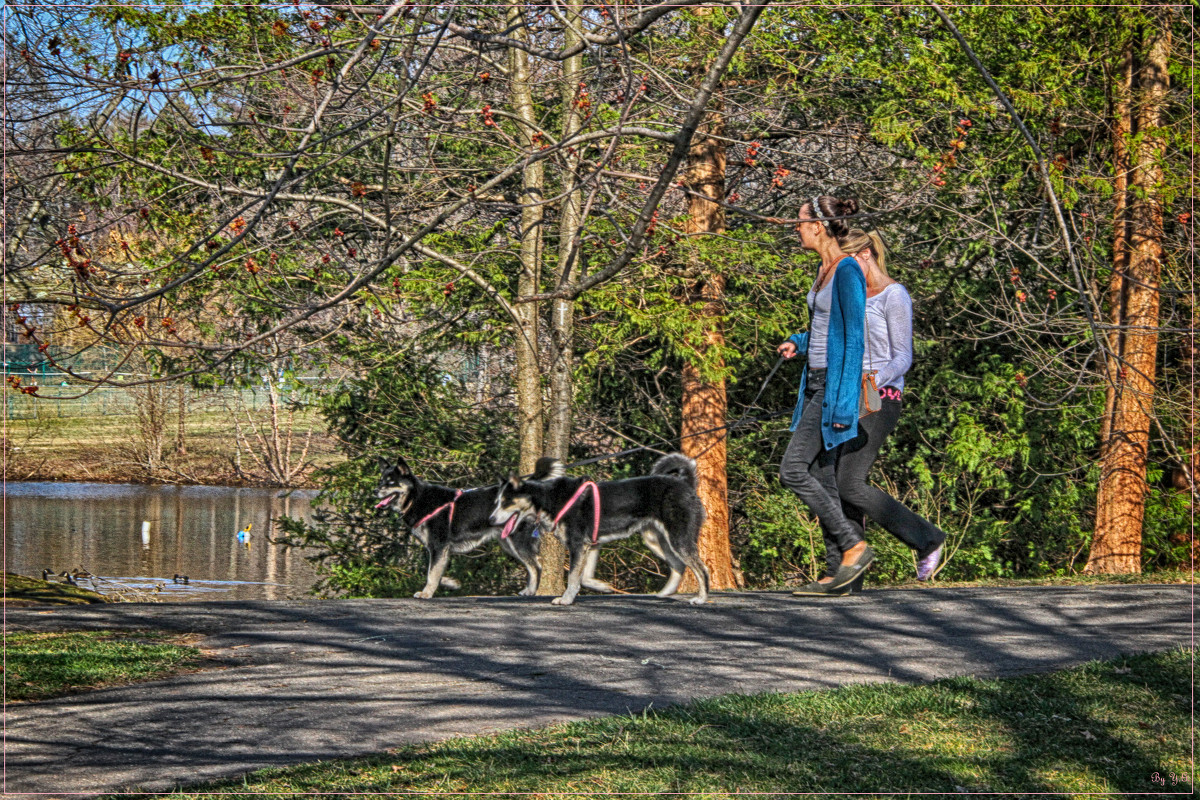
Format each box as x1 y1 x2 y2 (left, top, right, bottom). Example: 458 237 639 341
679 105 742 592
1089 13 1170 574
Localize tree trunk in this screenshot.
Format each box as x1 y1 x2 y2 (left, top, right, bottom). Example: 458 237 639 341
679 101 741 592
538 0 585 595
1185 298 1199 496
1089 12 1170 574
175 383 187 456
1100 38 1133 449
508 4 545 476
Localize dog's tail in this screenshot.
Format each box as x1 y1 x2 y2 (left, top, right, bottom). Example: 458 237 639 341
531 456 566 480
651 453 698 487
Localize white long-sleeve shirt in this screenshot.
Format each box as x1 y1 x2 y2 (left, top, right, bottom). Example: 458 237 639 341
863 283 914 391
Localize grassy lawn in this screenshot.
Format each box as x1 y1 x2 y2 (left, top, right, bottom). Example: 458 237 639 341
4 630 206 702
869 569 1194 592
6 406 339 486
110 648 1191 798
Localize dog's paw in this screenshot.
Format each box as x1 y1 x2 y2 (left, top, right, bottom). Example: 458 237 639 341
413 590 434 599
439 577 461 590
582 579 615 594
688 595 708 605
518 587 536 597
550 596 574 606
655 590 675 598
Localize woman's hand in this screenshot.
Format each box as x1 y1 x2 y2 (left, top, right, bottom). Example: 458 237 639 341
777 341 798 359
832 423 849 431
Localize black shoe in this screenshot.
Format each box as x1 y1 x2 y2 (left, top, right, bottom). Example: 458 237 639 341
791 580 850 597
827 545 875 592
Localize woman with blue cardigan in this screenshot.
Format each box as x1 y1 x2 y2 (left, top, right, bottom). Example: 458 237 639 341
777 194 874 594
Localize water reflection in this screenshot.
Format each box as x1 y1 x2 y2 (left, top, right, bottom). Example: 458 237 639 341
3 483 321 601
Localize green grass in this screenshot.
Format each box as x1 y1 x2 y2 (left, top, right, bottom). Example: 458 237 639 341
4 630 205 702
866 569 1194 592
112 648 1192 798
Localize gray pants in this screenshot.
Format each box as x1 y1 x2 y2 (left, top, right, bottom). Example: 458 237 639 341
779 369 864 556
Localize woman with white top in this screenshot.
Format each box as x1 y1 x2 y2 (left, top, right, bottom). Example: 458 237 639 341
820 229 946 589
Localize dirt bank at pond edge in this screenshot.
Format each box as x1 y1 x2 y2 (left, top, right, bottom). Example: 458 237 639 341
3 573 110 606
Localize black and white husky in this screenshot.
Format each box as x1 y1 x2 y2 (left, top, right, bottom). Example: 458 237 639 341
374 456 559 598
489 453 710 606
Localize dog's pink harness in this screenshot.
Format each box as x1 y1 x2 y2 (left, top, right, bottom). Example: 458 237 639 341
553 480 602 543
413 489 462 530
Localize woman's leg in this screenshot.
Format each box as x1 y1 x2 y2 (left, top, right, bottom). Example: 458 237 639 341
779 378 863 560
818 433 868 578
836 399 946 555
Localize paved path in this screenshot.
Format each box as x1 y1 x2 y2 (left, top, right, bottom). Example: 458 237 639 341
4 584 1191 797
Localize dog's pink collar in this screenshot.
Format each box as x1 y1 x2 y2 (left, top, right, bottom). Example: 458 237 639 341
553 480 601 544
413 489 463 530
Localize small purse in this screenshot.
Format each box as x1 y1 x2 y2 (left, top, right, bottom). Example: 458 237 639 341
859 302 881 419
860 371 881 418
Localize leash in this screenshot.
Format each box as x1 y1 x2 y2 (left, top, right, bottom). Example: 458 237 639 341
406 355 789 486
556 355 790 473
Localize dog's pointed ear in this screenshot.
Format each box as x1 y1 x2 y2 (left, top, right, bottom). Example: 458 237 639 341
376 455 390 472
394 455 412 476
507 474 521 489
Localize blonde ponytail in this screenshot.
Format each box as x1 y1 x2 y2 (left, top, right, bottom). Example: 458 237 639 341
839 228 891 280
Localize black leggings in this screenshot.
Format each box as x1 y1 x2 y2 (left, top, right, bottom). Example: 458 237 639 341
821 398 946 575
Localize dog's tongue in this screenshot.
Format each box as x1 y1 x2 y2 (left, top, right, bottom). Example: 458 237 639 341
501 514 518 538
374 494 396 509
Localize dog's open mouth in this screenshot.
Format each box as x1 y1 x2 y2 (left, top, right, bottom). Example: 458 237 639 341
374 494 397 509
500 513 519 538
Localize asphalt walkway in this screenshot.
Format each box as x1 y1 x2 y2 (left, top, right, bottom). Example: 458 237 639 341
3 583 1191 797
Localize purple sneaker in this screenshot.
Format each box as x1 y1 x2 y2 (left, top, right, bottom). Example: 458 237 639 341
916 545 943 582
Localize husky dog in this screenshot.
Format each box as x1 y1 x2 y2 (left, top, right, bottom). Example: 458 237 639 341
374 456 560 598
489 453 710 606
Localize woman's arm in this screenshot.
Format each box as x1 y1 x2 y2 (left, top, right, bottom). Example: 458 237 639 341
873 287 914 389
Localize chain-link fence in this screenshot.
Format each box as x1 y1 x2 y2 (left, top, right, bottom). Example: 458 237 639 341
3 385 302 420
3 342 131 380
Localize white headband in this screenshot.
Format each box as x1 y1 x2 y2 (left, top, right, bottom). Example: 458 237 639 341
809 195 824 222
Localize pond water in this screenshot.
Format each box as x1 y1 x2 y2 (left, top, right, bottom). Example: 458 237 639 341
4 482 323 602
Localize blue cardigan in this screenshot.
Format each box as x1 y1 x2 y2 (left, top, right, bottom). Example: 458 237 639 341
787 256 866 450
